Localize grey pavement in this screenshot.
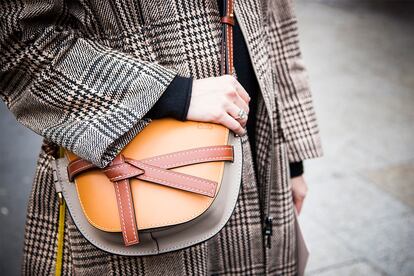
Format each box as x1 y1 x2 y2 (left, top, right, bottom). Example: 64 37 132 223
296 1 414 275
0 1 413 276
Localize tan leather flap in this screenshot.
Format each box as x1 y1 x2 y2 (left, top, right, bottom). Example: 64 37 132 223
66 119 229 232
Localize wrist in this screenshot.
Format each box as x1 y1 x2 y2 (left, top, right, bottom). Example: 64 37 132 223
145 75 193 121
289 161 304 178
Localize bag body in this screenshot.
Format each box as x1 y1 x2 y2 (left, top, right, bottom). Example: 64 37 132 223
52 119 243 255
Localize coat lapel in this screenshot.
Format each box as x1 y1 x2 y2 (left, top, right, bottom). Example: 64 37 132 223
234 0 277 131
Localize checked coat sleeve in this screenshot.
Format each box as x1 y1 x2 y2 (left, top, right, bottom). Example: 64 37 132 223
267 0 323 162
0 1 176 167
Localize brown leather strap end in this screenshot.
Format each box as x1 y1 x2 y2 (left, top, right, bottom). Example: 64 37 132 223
114 179 140 246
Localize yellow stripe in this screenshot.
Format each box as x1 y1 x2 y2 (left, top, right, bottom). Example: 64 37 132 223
55 147 66 276
55 200 65 276
59 147 65 159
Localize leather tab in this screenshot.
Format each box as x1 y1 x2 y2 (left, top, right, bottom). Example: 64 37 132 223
221 15 234 26
114 179 140 246
67 159 95 181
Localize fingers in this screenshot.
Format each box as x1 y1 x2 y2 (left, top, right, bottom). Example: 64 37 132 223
291 176 308 215
234 93 249 116
187 75 250 134
293 195 305 215
226 89 249 117
223 75 250 105
218 112 246 136
234 78 250 104
221 75 250 128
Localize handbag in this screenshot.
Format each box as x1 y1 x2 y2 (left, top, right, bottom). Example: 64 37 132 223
51 0 242 256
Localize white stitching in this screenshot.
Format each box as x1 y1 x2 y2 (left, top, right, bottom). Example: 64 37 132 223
104 164 131 172
230 27 233 72
70 163 94 176
161 155 233 168
111 171 141 181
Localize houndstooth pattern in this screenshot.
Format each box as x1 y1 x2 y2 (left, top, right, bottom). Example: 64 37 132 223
1 0 322 275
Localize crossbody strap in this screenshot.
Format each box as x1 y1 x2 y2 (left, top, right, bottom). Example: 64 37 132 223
221 0 235 75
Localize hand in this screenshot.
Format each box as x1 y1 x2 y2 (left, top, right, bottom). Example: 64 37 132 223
186 75 251 136
291 175 308 215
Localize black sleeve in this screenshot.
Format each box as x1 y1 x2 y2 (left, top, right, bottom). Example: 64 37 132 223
145 75 193 121
289 161 304 178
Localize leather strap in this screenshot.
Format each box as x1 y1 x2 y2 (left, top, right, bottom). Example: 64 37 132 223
69 145 233 197
67 145 233 181
114 179 139 245
110 155 139 245
67 145 234 246
221 0 234 75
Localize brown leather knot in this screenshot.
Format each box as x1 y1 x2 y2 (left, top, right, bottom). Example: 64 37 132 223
103 155 144 182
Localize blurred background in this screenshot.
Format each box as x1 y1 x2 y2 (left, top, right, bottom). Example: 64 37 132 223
0 0 413 275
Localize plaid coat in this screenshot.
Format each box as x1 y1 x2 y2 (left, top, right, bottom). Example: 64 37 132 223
0 0 322 275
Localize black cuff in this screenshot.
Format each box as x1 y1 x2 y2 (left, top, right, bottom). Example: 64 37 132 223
145 75 193 121
289 161 304 178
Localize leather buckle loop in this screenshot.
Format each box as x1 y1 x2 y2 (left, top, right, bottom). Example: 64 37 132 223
221 15 234 26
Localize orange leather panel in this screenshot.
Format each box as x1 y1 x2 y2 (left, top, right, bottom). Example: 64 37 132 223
66 119 229 232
